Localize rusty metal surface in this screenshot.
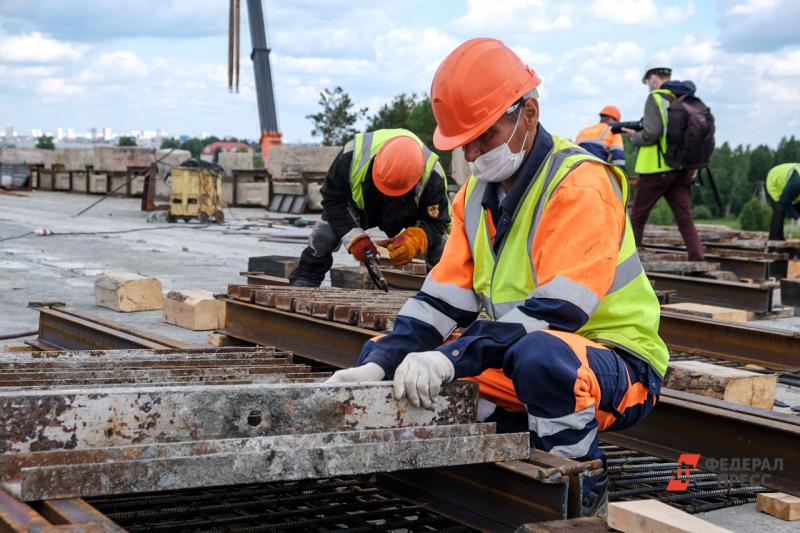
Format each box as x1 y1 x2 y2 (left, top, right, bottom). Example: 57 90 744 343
377 451 601 532
0 347 327 389
8 425 529 500
31 304 201 351
648 273 777 312
0 381 478 453
0 488 51 530
220 298 373 367
39 498 126 531
603 388 800 495
660 311 800 369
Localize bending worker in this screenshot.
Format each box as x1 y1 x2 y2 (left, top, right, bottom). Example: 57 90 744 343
766 162 800 241
575 105 627 172
288 128 450 287
328 38 668 516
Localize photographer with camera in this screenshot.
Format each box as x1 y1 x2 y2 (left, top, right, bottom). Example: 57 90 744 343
622 60 706 261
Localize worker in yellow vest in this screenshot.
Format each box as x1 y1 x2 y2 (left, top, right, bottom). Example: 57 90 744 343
289 129 450 287
327 38 668 516
765 163 800 241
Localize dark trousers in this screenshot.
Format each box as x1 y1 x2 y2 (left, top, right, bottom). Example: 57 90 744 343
765 190 786 241
630 170 705 261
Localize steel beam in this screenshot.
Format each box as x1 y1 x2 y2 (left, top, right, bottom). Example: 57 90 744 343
39 499 126 531
220 298 371 367
0 381 477 453
30 304 201 350
6 425 529 500
648 273 776 312
602 388 800 495
378 451 602 532
660 311 800 370
381 269 425 291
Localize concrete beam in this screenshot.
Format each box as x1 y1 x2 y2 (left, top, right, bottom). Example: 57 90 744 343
0 381 478 453
5 424 528 500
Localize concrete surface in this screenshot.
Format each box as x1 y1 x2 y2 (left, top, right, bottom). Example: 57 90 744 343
0 191 364 344
699 502 800 532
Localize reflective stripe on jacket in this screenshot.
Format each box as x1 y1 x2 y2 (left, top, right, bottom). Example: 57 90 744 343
461 135 668 376
576 123 625 167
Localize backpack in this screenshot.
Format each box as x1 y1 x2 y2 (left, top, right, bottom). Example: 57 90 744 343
663 93 715 170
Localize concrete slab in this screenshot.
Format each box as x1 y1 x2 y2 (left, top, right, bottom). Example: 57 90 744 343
0 191 363 343
699 502 800 533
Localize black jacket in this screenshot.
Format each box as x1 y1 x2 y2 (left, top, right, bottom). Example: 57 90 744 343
320 149 450 243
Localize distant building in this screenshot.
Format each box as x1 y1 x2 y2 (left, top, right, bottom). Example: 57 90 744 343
31 129 43 138
102 127 113 140
90 127 97 140
55 128 64 141
4 126 15 139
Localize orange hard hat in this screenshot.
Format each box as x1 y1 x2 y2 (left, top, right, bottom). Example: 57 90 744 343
373 136 425 196
599 105 621 122
431 38 541 151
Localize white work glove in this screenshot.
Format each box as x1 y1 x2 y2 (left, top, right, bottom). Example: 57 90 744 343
326 362 386 383
393 351 455 409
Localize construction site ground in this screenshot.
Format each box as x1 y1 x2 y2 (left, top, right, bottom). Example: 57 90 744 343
1 190 800 532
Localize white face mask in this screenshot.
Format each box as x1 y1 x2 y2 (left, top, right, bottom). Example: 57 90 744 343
468 111 529 183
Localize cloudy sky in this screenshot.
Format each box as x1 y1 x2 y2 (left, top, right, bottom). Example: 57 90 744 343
0 0 798 147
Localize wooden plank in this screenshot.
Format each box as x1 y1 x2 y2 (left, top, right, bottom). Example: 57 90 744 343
664 361 777 409
661 302 748 323
607 500 733 533
163 289 226 331
757 492 800 521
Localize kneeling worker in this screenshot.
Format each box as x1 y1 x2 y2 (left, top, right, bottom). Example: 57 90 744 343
575 105 627 172
327 38 668 515
289 129 450 287
766 163 800 241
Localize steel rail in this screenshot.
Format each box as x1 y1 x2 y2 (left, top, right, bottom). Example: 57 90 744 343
648 272 777 312
29 304 201 351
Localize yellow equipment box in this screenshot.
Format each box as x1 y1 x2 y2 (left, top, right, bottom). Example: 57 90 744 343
167 166 225 223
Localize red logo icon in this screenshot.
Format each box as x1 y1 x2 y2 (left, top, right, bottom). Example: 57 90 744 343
666 453 701 492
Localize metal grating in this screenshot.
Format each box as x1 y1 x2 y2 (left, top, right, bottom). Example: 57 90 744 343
87 477 473 532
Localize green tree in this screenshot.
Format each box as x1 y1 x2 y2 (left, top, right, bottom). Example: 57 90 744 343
306 86 368 146
35 135 55 150
118 136 137 147
367 93 418 131
775 136 800 165
739 198 771 231
160 138 181 149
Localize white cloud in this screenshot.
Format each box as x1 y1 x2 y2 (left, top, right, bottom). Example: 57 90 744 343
0 32 86 63
728 0 779 15
453 0 572 34
589 0 695 26
37 77 82 96
78 51 149 82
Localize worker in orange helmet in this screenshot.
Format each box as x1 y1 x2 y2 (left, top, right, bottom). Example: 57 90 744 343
575 105 627 172
289 129 450 287
327 38 668 516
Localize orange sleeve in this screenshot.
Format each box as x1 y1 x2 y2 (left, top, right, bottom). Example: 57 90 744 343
609 132 624 150
531 162 625 299
428 183 475 291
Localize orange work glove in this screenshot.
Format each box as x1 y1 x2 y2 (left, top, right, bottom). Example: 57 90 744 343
347 233 378 263
379 227 428 266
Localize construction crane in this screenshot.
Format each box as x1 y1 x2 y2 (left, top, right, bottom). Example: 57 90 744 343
228 0 282 161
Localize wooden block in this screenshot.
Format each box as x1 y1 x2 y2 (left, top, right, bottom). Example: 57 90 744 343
661 302 748 323
163 289 225 331
757 492 800 521
247 256 299 278
330 266 373 289
788 260 800 278
3 342 33 352
207 333 237 346
608 500 733 533
665 360 777 409
95 272 164 312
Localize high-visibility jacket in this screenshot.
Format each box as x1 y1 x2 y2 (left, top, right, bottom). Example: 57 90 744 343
766 163 800 205
462 135 668 376
576 123 626 168
635 89 673 175
348 129 446 210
